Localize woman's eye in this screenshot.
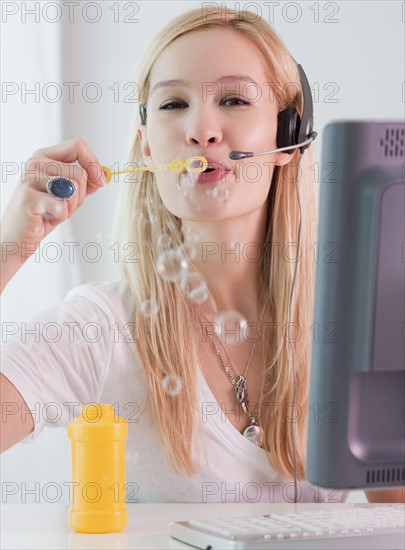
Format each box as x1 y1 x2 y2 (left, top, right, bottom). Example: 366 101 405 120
159 96 250 111
222 96 250 106
159 101 185 110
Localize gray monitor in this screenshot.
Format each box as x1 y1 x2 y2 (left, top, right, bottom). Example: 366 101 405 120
306 120 405 490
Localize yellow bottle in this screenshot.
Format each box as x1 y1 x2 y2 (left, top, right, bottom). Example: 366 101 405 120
68 403 128 533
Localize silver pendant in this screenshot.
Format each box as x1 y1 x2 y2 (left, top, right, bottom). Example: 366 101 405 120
235 376 248 407
243 424 263 447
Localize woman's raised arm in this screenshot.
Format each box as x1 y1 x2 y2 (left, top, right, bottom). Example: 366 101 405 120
1 138 107 293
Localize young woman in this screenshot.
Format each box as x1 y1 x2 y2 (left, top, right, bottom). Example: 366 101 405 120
1 6 401 503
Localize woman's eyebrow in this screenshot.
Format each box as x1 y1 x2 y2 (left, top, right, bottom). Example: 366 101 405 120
150 75 258 95
150 79 186 95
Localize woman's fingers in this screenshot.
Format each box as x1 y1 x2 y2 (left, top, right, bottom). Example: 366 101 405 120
32 138 106 187
25 138 107 215
2 139 108 265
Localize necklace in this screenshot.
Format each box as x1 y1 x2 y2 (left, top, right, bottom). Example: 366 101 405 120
193 304 271 447
206 308 264 415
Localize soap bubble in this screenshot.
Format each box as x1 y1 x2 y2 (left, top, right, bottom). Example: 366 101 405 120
132 206 159 229
149 213 159 225
156 248 188 282
132 209 148 227
207 186 230 203
180 272 209 304
96 231 111 243
53 202 63 214
162 374 182 397
42 202 64 222
34 225 44 236
177 171 196 196
215 310 248 345
181 227 200 257
182 227 200 244
142 197 155 208
176 171 231 214
157 234 173 250
189 285 209 304
126 449 140 467
36 200 47 215
140 299 159 318
180 242 197 260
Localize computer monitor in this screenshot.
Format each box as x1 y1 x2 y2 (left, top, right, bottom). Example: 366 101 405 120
306 120 405 491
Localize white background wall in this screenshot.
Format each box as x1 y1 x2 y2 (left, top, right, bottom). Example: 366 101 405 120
1 0 403 504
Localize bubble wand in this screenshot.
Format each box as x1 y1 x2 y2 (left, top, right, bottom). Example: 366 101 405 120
46 156 208 200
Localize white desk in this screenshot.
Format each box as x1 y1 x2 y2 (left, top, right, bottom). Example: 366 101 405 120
1 502 388 549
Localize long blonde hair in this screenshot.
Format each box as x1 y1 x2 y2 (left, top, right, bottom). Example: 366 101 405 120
111 6 318 480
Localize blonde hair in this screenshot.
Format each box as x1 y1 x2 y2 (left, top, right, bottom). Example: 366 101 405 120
111 6 318 481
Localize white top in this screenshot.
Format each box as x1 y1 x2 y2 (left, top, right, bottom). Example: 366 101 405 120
1 277 349 504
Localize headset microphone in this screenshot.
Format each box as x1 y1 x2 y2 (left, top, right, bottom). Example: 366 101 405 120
229 64 317 161
229 134 317 160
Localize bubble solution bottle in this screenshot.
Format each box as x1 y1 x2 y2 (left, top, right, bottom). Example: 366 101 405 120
68 403 128 533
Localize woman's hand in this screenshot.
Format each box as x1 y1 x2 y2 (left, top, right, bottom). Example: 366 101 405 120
1 138 107 290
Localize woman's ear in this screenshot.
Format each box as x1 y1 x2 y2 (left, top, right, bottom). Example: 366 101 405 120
137 126 152 165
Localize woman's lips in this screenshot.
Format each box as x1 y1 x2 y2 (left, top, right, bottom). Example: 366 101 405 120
196 167 231 184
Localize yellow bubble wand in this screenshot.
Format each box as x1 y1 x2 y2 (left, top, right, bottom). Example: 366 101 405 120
46 157 209 200
99 156 208 184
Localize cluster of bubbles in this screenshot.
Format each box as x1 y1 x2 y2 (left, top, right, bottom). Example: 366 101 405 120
34 160 243 399
132 208 159 228
176 164 231 214
155 233 209 303
138 224 249 398
133 222 206 398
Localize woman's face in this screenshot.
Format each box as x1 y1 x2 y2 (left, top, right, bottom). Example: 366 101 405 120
139 27 291 220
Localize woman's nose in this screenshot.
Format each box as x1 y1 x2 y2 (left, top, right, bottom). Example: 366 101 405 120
185 107 223 147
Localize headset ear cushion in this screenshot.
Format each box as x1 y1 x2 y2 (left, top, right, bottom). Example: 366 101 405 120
139 104 147 125
277 107 301 155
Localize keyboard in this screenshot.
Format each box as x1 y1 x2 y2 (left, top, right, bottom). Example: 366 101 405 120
169 504 405 549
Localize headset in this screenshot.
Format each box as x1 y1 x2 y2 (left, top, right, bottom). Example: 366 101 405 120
138 63 317 160
229 64 317 159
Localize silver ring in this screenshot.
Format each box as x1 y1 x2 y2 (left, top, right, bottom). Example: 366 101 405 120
46 176 77 201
